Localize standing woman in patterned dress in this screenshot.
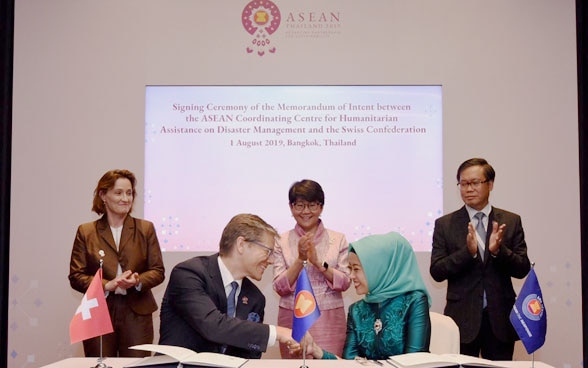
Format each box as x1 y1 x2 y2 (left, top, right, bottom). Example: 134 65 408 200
272 179 351 358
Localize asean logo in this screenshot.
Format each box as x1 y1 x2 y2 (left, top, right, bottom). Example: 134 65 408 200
521 294 545 321
242 0 281 56
294 290 317 318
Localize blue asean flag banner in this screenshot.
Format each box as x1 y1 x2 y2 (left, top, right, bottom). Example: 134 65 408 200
509 268 547 354
292 267 321 342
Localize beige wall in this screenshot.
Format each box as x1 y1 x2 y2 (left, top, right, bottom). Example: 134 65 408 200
10 1 579 367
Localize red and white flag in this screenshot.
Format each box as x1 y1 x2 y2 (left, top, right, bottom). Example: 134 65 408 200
69 268 113 344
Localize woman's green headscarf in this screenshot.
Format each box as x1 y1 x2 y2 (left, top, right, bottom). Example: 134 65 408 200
349 232 431 305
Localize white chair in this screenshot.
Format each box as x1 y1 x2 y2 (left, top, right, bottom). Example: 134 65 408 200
429 311 460 354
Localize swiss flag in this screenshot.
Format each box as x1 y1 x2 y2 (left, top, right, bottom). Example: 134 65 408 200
70 268 114 344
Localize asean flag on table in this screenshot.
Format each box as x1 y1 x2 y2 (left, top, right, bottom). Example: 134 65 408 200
509 268 547 354
292 267 321 342
70 268 113 344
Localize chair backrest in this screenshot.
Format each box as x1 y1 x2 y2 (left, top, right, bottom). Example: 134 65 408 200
429 311 460 354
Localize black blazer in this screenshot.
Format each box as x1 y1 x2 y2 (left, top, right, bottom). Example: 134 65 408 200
430 206 530 343
159 254 269 358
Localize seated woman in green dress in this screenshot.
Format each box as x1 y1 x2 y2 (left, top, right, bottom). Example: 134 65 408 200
308 232 431 360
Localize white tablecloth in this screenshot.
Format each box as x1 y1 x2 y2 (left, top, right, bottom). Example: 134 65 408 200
40 357 556 368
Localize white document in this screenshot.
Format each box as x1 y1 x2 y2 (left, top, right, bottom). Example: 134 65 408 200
125 344 248 368
387 352 507 368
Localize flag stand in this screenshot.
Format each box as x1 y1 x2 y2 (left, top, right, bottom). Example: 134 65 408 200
293 260 320 368
509 262 547 365
91 336 111 368
299 342 308 368
299 260 308 368
93 356 109 368
92 260 112 368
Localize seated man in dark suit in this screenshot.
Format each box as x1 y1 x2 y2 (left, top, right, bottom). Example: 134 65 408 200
159 213 297 358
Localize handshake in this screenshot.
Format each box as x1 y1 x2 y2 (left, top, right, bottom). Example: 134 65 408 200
277 327 325 359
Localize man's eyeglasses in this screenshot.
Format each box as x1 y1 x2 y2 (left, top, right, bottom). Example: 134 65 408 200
248 240 274 258
457 180 489 189
291 201 322 212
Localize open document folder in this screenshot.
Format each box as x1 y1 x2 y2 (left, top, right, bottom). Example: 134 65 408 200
387 352 507 368
125 344 248 368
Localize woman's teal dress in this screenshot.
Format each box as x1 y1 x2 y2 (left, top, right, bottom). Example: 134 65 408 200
321 232 432 360
322 290 431 360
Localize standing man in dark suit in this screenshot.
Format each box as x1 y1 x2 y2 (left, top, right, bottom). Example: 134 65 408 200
430 158 530 360
159 213 298 359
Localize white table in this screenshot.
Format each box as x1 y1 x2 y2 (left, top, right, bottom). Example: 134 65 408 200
40 357 556 368
40 358 135 368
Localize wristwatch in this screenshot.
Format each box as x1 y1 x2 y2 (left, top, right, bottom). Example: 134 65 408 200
322 261 329 272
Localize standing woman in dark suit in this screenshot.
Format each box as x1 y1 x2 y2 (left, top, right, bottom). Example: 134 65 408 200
69 169 165 357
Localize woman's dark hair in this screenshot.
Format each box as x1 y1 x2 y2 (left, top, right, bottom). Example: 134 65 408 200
91 169 137 215
288 179 325 205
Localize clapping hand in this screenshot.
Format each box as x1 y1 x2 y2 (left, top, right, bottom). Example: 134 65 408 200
466 222 479 257
105 270 139 291
298 232 315 261
488 221 506 256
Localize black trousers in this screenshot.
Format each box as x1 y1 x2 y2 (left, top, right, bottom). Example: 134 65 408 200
460 308 515 360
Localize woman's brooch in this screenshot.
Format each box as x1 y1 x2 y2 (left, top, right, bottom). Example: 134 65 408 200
374 318 383 335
